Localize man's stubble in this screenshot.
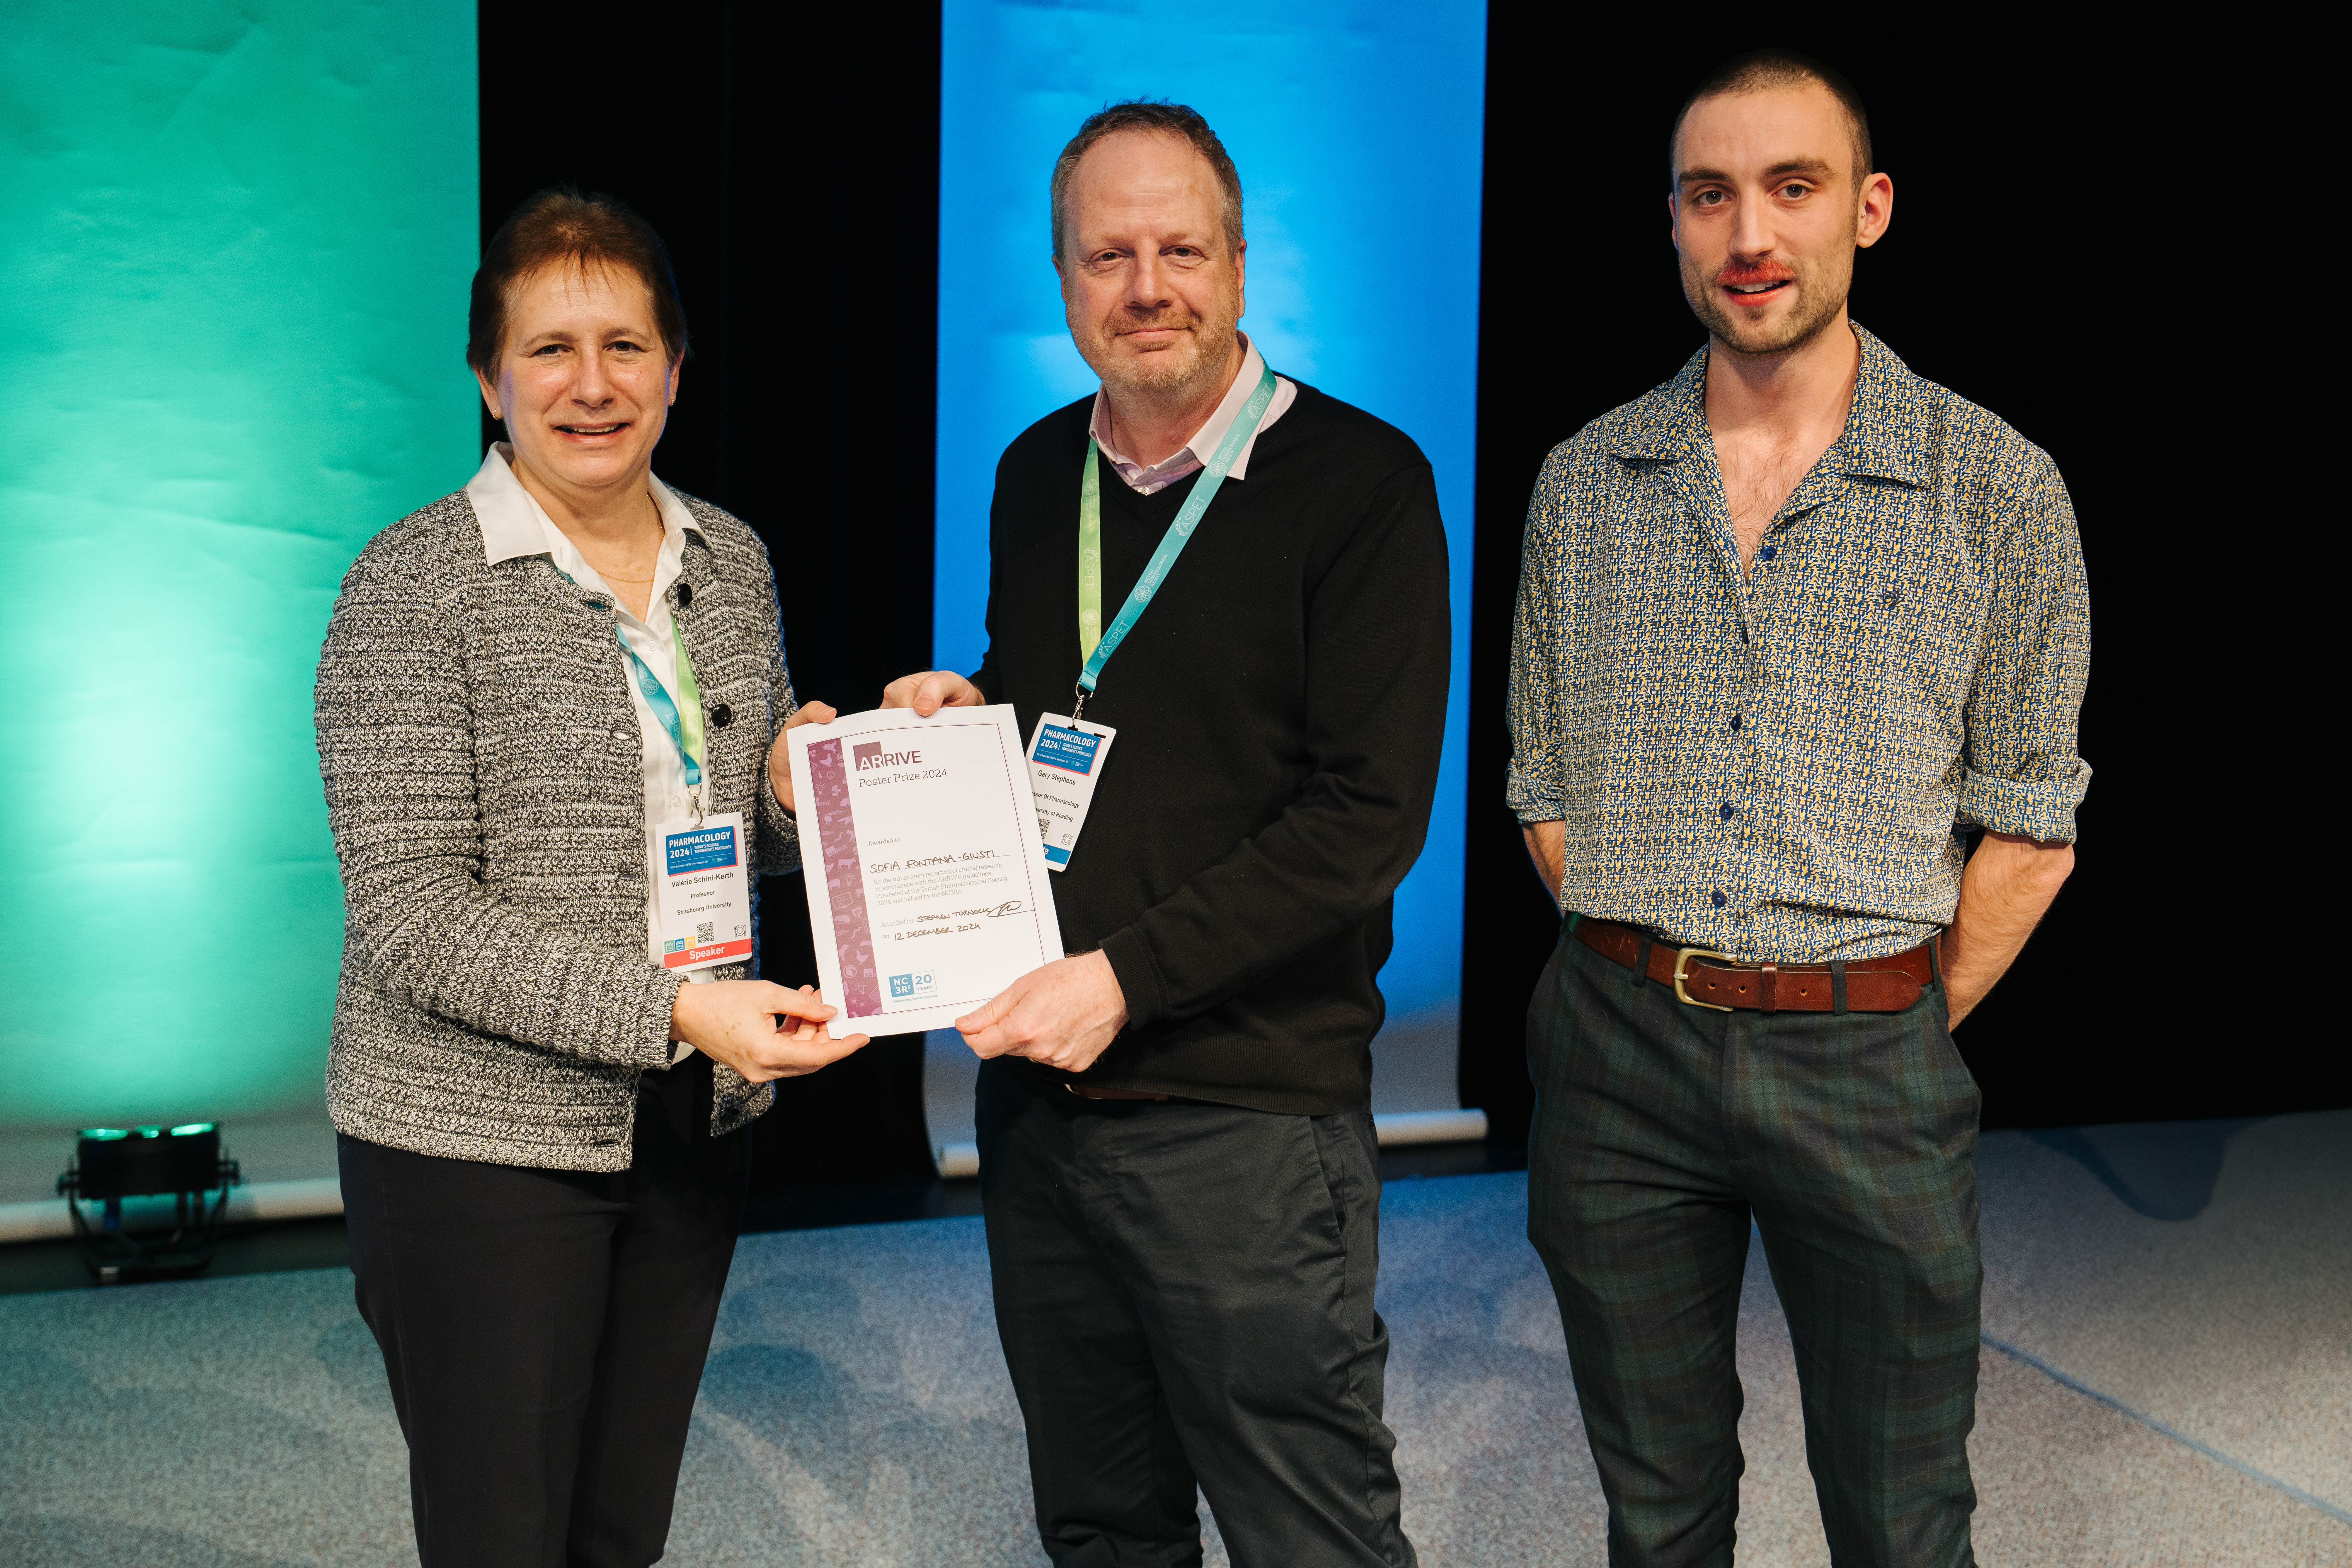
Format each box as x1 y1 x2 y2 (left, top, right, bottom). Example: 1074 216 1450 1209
1081 293 1241 413
1680 218 1857 360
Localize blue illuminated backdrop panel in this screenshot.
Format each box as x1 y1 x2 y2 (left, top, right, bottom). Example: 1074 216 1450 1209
934 1 1486 1109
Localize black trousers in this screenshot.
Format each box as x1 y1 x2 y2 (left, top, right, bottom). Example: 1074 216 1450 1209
339 1064 747 1568
1526 926 1982 1568
976 1058 1417 1568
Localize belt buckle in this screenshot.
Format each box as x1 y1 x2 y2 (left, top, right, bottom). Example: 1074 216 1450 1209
1673 947 1736 1012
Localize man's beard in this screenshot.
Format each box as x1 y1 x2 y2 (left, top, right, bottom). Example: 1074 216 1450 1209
1086 307 1239 407
1682 252 1851 359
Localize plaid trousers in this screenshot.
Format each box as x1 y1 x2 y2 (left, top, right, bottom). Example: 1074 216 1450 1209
1526 922 1981 1568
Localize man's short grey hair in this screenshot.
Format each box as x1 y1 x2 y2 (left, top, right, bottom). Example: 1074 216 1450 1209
1050 99 1245 258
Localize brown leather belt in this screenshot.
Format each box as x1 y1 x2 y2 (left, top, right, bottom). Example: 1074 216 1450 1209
1574 916 1938 1013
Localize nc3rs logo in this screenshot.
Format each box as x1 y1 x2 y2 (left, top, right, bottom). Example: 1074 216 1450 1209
855 743 922 771
888 972 933 999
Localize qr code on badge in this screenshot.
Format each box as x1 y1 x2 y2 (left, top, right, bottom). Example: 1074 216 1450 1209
696 921 714 945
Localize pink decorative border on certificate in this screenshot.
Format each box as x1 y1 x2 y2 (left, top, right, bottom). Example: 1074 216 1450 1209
807 738 881 1015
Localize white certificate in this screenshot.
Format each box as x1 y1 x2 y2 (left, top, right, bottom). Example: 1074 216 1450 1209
786 705 1064 1038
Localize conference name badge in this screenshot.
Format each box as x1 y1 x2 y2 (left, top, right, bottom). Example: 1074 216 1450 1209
649 811 754 971
1025 714 1116 871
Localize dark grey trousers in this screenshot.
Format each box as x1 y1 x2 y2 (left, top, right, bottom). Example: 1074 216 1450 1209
976 1059 1417 1568
1527 924 1983 1568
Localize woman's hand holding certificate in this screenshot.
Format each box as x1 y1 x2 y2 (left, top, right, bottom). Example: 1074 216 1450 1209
669 980 869 1083
767 700 837 814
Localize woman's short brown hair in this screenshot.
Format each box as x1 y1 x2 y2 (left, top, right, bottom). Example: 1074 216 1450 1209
467 188 690 374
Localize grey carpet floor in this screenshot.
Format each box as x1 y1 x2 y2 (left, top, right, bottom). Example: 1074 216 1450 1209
1 1112 2345 1567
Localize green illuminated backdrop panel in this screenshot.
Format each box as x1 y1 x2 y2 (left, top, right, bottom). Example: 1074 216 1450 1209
0 0 479 1127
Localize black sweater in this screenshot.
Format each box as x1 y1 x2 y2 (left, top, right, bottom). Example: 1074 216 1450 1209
971 382 1450 1114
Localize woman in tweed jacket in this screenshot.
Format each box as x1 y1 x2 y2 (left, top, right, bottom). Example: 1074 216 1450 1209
313 189 866 1568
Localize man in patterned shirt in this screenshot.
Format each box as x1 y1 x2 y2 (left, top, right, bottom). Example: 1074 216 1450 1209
1506 50 2088 1567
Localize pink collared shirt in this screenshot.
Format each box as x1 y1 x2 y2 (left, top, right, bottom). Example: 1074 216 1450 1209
1087 334 1298 494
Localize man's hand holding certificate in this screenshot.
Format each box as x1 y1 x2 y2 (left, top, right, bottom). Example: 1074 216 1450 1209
952 950 1128 1073
785 702 1066 1039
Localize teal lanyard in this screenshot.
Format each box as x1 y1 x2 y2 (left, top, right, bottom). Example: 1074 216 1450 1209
619 628 704 791
1074 359 1277 718
556 564 705 790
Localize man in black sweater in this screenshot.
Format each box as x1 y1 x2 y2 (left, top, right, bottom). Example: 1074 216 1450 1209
883 102 1447 1566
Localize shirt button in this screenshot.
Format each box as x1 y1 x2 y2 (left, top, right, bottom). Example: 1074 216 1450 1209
676 582 693 609
709 703 733 728
1720 803 1735 820
1729 713 1742 732
1759 545 1777 562
1712 890 1728 909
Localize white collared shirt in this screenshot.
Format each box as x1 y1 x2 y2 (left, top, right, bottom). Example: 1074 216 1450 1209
1087 333 1296 494
466 445 718 1032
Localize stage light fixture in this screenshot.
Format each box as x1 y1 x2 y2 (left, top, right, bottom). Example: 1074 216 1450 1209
57 1123 241 1284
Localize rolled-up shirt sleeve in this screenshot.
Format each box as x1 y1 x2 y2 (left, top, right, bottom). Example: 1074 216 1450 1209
1956 451 2092 842
1505 445 1573 825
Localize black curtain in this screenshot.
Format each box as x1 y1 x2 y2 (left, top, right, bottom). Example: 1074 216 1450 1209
1462 16 2335 1154
479 5 2338 1202
477 0 947 1195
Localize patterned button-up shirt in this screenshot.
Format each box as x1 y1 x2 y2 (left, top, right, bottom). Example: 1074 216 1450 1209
1505 325 2090 962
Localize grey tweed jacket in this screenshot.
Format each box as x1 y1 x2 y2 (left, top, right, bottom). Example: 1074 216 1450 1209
314 485 799 1170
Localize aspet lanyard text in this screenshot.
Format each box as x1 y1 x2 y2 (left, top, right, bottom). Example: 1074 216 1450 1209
619 622 706 795
1074 359 1278 717
553 561 708 794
